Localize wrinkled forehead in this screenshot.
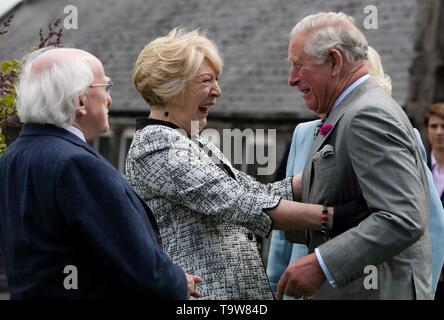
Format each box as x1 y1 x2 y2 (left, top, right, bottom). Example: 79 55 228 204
30 48 104 77
288 33 308 61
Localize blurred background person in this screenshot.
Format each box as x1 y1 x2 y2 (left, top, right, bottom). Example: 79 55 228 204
424 102 444 300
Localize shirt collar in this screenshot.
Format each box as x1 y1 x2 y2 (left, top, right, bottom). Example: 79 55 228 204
61 123 86 142
331 74 370 113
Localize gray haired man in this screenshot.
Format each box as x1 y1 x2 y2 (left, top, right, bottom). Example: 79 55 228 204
277 12 432 300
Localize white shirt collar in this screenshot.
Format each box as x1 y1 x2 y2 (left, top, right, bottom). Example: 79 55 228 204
61 123 86 142
332 74 370 113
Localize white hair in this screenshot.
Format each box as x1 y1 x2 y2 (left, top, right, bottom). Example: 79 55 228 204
16 47 94 126
290 12 368 64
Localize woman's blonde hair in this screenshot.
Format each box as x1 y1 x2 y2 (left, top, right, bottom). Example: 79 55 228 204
133 28 223 107
367 46 392 95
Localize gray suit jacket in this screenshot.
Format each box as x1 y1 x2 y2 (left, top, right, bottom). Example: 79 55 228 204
302 78 432 299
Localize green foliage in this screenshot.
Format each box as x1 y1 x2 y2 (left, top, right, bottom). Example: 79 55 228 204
0 16 63 156
0 128 6 155
0 59 20 156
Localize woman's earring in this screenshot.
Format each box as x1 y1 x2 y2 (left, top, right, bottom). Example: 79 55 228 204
164 111 169 117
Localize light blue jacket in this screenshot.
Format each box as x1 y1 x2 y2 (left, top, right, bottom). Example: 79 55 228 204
267 120 444 297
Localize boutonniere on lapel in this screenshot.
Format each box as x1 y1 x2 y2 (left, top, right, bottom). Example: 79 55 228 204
319 123 334 136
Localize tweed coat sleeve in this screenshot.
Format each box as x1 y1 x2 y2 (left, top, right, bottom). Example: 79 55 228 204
234 169 293 201
196 134 294 200
125 126 280 237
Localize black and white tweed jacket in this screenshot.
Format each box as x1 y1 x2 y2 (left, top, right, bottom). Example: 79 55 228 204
125 122 293 300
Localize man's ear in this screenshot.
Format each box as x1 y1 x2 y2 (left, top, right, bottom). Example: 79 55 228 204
328 49 343 77
75 95 87 116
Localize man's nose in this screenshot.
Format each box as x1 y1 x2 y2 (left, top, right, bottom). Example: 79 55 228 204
107 94 112 108
288 67 300 86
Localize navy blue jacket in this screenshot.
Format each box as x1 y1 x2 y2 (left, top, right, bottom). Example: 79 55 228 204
0 123 186 299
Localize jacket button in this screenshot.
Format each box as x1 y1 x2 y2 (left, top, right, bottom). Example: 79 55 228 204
157 235 162 244
247 233 254 241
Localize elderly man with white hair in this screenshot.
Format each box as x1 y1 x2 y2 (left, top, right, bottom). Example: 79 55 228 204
0 47 201 299
276 12 432 300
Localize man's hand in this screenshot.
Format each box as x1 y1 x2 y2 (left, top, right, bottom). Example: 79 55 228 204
292 173 303 201
275 253 326 299
185 273 203 299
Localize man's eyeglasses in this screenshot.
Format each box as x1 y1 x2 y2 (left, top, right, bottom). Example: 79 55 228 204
89 80 113 94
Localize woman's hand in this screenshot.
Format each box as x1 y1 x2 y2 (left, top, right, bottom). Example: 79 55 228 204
185 273 203 299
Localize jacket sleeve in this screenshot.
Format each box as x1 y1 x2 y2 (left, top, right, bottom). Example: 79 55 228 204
234 170 293 201
56 154 187 299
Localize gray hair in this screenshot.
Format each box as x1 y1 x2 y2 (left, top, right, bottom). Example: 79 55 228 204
290 12 368 64
16 47 94 126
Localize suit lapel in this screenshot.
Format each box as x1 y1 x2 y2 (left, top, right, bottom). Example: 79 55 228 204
311 109 346 157
303 109 347 201
303 77 379 201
